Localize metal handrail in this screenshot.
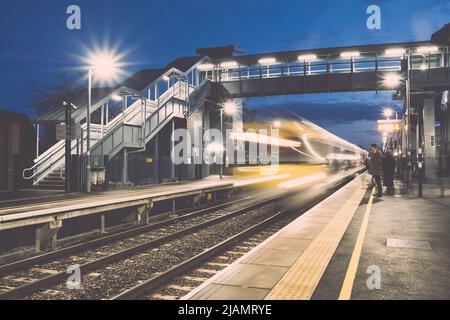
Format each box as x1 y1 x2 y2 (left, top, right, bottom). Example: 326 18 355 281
217 58 405 80
90 82 192 158
23 135 83 181
24 73 198 184
23 89 176 181
184 80 212 119
211 53 450 83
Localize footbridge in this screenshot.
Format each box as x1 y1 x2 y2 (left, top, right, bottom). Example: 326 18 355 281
28 25 450 189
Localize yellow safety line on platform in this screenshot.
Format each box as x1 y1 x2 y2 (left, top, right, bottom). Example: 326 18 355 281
265 183 366 300
338 189 374 300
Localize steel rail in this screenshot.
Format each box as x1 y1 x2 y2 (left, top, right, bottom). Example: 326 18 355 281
112 208 291 300
0 192 287 300
112 173 357 300
0 190 273 276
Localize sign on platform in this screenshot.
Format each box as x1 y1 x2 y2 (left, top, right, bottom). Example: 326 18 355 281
56 123 82 140
377 119 401 133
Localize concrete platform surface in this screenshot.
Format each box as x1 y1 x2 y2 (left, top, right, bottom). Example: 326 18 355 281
0 172 297 231
185 178 450 300
314 183 450 300
184 174 367 300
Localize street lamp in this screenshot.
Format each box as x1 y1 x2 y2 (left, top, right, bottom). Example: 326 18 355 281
85 50 123 192
383 107 397 120
382 72 403 88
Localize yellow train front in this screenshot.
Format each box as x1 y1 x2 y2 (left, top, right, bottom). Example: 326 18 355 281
225 115 367 184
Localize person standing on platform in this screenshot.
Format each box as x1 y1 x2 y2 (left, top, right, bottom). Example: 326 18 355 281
383 151 396 195
368 144 384 197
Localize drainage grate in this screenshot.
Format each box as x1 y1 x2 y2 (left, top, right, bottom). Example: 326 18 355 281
386 238 431 250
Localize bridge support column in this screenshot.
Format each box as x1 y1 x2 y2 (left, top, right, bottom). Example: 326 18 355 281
155 133 159 183
123 202 152 225
100 214 106 234
171 120 175 181
423 98 437 179
35 220 62 253
443 105 450 174
409 114 418 162
192 194 204 207
122 148 128 183
136 202 153 225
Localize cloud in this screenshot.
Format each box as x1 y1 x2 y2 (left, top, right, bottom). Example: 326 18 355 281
316 120 381 147
411 2 450 40
247 98 402 124
246 94 395 146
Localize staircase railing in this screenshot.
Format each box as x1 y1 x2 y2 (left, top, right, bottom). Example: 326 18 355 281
23 125 89 184
184 80 215 118
90 83 192 159
23 76 199 185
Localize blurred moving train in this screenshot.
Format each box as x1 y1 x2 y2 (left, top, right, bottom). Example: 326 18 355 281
226 111 368 177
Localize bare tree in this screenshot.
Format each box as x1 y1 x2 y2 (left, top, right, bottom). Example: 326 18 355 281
27 72 84 117
27 72 85 151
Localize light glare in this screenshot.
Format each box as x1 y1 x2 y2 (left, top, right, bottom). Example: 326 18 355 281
298 54 318 61
197 63 214 71
278 173 327 189
384 48 406 56
383 108 394 118
416 46 439 54
88 51 121 79
258 57 277 65
230 132 301 148
220 61 238 69
340 51 360 58
223 100 237 115
382 73 402 88
273 120 281 128
112 94 122 101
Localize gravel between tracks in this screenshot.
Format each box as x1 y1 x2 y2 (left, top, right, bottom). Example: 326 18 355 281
27 202 280 300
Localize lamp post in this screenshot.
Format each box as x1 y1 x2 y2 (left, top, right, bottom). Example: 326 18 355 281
220 101 238 179
63 101 77 193
86 69 92 192
383 107 398 120
271 120 281 132
84 50 123 192
220 108 223 179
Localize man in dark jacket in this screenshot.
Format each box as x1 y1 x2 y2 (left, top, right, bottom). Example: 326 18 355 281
368 144 384 197
383 151 396 195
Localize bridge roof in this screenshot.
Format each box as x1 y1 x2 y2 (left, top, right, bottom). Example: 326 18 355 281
36 86 138 124
209 40 434 65
122 55 201 91
35 55 202 123
432 23 450 45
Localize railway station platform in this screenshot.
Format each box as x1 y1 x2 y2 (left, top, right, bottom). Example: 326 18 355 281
0 173 297 231
184 175 450 300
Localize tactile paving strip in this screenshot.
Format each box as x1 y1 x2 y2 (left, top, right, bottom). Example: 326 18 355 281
386 238 431 250
265 184 366 300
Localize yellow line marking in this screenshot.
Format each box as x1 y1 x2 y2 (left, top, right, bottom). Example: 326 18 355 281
265 182 366 300
338 189 374 300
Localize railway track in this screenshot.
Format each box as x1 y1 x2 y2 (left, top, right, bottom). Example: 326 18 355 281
0 171 358 300
0 189 268 272
112 174 357 300
0 190 288 300
112 209 294 300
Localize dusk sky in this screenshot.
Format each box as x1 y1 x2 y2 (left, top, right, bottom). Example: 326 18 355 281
1 0 449 147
